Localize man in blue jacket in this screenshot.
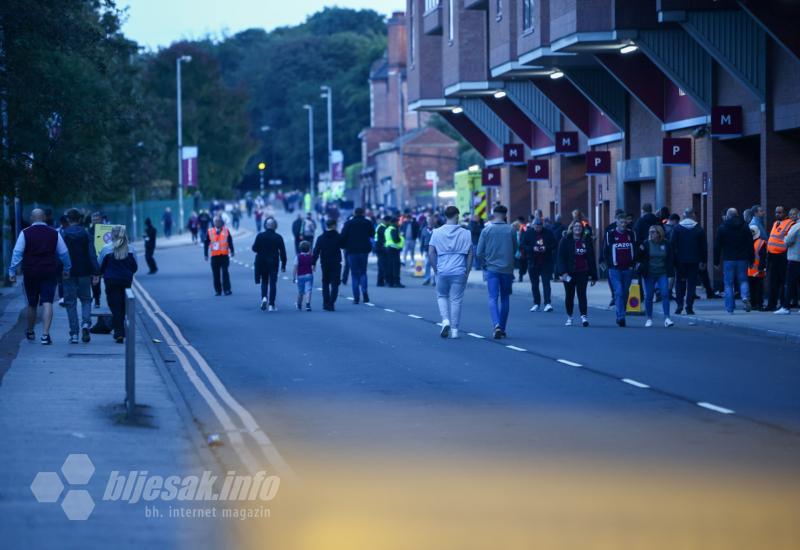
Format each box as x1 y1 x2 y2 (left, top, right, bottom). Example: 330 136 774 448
670 208 708 315
62 209 100 343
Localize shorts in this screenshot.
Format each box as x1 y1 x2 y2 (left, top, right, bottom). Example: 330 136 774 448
24 275 58 306
296 274 313 294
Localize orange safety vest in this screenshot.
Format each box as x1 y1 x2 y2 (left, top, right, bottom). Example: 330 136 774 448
748 238 766 278
767 219 795 254
208 227 230 257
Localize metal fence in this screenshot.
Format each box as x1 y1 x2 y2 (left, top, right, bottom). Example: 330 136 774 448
125 288 136 419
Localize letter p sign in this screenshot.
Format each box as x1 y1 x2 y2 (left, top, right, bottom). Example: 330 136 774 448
662 138 692 166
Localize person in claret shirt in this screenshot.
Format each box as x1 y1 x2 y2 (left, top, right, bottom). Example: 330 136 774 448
557 220 598 327
603 211 638 327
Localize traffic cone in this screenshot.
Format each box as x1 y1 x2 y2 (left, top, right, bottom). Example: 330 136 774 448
413 258 424 278
627 283 643 315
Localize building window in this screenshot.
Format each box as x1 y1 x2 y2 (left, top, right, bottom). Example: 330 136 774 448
496 0 503 21
425 0 440 13
522 0 534 32
448 0 455 43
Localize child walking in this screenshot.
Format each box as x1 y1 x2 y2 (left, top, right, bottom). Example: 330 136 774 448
293 241 314 311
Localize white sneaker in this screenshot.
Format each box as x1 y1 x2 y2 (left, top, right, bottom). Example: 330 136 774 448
543 304 553 312
268 305 276 312
69 335 79 344
581 315 589 327
664 318 674 328
565 318 573 326
260 298 268 311
774 307 791 315
440 320 451 338
530 304 540 312
450 328 459 339
645 319 653 327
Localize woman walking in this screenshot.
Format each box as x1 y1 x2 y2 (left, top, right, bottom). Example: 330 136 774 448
556 221 597 327
638 225 675 327
99 226 138 343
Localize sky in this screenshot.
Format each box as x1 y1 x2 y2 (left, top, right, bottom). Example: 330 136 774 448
121 0 406 50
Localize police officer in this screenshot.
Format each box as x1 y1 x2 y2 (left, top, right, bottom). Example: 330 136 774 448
204 216 235 296
384 216 405 288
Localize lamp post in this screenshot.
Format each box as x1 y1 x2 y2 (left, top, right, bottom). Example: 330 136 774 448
176 54 192 235
303 104 315 210
320 86 333 187
258 162 266 195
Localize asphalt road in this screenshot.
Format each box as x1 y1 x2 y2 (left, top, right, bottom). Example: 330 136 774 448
135 212 800 481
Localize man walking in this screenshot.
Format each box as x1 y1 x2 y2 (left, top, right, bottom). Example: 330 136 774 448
301 212 316 247
671 208 707 315
313 219 343 311
8 208 72 345
162 207 173 238
477 205 517 339
252 217 287 311
339 207 374 304
429 206 473 339
603 211 637 327
765 206 794 311
714 208 754 313
400 212 420 266
144 218 158 274
61 209 100 343
204 216 234 296
521 217 556 312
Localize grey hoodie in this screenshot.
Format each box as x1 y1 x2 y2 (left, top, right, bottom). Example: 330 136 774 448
429 223 473 276
476 221 517 274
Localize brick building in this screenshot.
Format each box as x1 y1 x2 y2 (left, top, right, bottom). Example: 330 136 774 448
359 11 459 208
406 0 800 258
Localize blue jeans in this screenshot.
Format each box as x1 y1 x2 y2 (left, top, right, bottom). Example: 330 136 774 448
348 253 369 298
644 274 670 319
609 268 634 320
296 274 313 295
723 260 749 312
436 274 467 329
63 276 93 335
486 271 513 330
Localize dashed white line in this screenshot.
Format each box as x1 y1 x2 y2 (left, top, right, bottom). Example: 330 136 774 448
282 276 289 280
384 308 395 313
316 287 322 291
697 402 735 415
467 333 485 339
365 302 375 307
408 314 422 319
621 378 650 389
506 345 526 352
346 297 354 301
557 359 583 367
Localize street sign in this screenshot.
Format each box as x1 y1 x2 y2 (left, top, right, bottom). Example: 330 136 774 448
527 159 549 182
585 151 611 175
555 132 579 155
662 138 691 166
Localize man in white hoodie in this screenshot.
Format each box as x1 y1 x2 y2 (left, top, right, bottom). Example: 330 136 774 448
429 206 474 339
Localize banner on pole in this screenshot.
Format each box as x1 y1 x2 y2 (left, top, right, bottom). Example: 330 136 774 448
182 146 198 188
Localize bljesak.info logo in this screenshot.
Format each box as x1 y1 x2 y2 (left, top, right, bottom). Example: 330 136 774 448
31 454 280 521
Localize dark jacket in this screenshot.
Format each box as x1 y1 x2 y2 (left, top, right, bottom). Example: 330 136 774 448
313 229 343 269
291 217 302 240
637 239 675 278
556 234 598 281
714 215 755 265
62 225 100 278
375 223 387 252
603 227 638 268
100 250 138 285
469 220 484 246
670 220 708 264
400 219 420 241
339 215 375 254
521 226 556 265
21 225 60 279
633 212 661 245
251 229 287 274
144 225 157 254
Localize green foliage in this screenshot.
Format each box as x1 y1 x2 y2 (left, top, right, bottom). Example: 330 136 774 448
345 162 362 190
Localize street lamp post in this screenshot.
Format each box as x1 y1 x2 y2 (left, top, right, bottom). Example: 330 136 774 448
176 54 192 235
303 105 315 210
320 86 333 187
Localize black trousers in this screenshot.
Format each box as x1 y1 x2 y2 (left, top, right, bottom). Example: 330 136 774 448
528 262 553 306
767 252 787 308
259 268 278 305
145 244 157 273
92 278 102 304
780 260 800 309
211 255 231 293
564 272 589 317
376 250 387 285
749 276 764 309
322 266 341 307
386 249 401 286
105 280 128 338
675 262 699 309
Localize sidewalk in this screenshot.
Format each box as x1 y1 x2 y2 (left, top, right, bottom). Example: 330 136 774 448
461 270 800 343
0 290 222 547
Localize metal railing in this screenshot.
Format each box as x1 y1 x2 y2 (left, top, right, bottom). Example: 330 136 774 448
125 288 136 418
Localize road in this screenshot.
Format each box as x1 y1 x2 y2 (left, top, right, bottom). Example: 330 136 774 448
133 211 800 544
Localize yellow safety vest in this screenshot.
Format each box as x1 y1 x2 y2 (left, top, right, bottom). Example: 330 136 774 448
385 226 405 250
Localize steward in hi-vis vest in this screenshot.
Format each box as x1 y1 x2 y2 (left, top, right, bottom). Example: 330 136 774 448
766 206 793 310
204 216 235 296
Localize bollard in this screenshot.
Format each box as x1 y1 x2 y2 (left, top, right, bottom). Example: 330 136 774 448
125 288 136 418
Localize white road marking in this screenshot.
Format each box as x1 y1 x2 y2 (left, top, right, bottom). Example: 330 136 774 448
282 276 289 280
133 280 294 479
697 402 735 415
346 297 354 301
365 302 375 307
408 314 422 319
506 345 526 352
316 287 322 291
557 359 583 367
467 333 485 339
384 308 395 313
622 378 650 389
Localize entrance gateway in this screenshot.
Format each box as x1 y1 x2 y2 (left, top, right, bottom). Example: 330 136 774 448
616 156 665 215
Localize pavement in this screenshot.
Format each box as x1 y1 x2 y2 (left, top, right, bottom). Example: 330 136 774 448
2 211 799 548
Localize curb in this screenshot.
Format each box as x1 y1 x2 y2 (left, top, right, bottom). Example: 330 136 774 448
463 277 800 344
